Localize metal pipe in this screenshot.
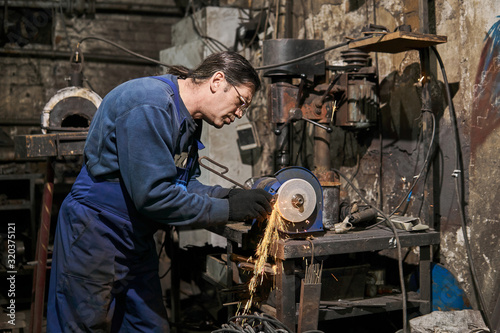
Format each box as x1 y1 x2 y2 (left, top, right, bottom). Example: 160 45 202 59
29 157 55 333
284 0 293 38
313 125 340 230
0 48 159 66
276 124 291 169
0 118 40 126
313 125 330 171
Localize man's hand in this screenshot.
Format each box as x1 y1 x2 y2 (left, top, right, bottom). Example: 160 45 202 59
228 189 273 222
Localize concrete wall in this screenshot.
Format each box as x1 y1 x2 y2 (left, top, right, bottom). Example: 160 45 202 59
160 6 255 249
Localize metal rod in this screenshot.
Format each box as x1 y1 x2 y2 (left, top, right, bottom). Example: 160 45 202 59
198 156 249 189
29 157 55 333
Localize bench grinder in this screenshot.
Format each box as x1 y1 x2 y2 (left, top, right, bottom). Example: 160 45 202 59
251 166 324 235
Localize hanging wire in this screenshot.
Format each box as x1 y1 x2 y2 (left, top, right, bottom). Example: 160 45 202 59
365 110 436 231
333 167 408 332
77 36 172 67
389 111 436 216
211 312 325 333
431 45 492 332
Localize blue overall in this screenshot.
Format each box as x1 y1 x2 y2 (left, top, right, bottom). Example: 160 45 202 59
47 76 230 332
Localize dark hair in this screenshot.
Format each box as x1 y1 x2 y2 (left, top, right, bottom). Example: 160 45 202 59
168 51 261 92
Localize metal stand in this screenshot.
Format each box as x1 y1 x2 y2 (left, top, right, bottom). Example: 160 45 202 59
207 223 440 333
28 158 54 333
14 131 87 333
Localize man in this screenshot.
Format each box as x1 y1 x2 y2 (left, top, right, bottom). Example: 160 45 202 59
47 51 273 332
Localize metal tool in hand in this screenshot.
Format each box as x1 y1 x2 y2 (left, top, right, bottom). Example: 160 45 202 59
198 156 250 189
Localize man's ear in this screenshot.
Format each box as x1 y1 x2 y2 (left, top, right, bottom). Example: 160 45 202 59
210 71 225 93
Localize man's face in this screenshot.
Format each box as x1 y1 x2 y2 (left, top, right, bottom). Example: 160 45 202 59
204 79 254 129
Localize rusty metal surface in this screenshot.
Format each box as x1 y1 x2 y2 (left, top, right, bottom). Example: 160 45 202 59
348 31 447 53
297 282 322 332
276 227 440 260
209 223 440 259
268 82 332 123
334 71 378 128
318 291 426 320
262 39 325 78
14 132 87 158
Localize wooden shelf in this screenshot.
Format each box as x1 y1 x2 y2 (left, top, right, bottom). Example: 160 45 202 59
349 31 447 53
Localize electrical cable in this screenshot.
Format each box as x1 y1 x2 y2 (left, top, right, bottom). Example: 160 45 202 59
236 5 263 53
365 110 436 231
293 121 307 165
77 36 172 67
158 232 171 279
254 36 371 71
77 35 369 80
333 168 408 332
431 45 492 332
188 1 229 53
212 312 319 333
401 118 426 216
389 111 436 216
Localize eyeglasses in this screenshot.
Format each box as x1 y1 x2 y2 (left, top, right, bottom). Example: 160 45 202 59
232 85 249 115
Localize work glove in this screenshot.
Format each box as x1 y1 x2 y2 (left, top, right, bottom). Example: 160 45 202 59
226 188 245 198
228 189 273 222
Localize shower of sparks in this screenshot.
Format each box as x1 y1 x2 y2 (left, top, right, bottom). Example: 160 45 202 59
239 206 288 315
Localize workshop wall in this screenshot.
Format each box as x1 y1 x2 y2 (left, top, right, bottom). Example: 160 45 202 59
268 0 499 319
0 0 181 165
0 0 498 324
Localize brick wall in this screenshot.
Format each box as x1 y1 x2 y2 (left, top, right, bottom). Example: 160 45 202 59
0 1 181 162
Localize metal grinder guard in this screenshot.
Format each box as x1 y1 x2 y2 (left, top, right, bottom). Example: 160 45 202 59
252 166 324 235
198 157 323 235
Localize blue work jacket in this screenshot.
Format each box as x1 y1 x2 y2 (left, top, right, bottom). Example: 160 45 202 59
84 74 231 226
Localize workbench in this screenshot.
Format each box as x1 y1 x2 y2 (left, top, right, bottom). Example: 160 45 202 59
207 223 440 332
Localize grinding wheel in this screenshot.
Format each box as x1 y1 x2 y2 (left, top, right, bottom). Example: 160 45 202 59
276 178 317 223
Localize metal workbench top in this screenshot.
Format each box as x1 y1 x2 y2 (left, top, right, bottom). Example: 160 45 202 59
207 222 441 260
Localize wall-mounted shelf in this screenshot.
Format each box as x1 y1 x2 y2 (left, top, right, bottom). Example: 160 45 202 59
349 31 447 53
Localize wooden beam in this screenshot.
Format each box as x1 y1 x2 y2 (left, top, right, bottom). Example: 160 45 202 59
349 31 446 54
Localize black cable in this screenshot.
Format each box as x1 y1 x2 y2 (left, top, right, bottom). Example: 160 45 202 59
157 231 171 279
254 36 371 71
213 313 295 333
431 45 492 332
188 1 229 53
365 110 436 231
77 36 172 68
293 122 307 165
390 111 436 216
236 5 263 52
78 35 368 81
333 168 408 332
